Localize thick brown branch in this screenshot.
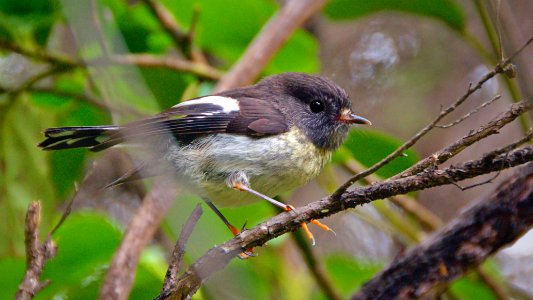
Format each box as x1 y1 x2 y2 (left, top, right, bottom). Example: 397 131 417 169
352 163 533 300
166 147 532 299
100 182 179 300
214 0 328 92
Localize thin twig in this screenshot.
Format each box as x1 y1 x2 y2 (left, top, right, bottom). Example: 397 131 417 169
397 100 532 178
141 0 188 50
435 94 501 128
156 204 203 300
16 196 77 300
0 39 223 80
164 146 532 298
104 54 223 80
0 39 78 67
16 202 50 300
332 34 533 198
214 0 328 92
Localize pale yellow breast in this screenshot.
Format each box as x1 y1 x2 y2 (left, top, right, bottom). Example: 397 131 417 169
199 128 332 207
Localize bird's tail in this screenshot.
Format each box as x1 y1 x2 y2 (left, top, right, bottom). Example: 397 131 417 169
38 126 123 151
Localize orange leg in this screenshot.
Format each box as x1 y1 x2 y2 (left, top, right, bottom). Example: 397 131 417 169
229 172 335 245
203 198 255 259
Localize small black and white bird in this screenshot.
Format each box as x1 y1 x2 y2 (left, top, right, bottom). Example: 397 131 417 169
39 72 371 248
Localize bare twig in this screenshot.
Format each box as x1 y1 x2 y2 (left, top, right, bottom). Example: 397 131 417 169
164 146 532 299
352 163 533 300
100 181 179 300
105 54 223 80
214 0 328 92
332 35 533 198
435 94 501 128
397 100 532 178
156 204 203 300
0 39 78 67
0 39 223 80
15 196 76 300
16 202 52 300
142 0 188 50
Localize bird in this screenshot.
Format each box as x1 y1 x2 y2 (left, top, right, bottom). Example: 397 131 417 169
39 72 371 255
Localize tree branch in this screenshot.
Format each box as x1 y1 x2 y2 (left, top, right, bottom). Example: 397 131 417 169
163 146 532 299
214 0 328 92
352 163 533 300
15 196 75 300
397 100 531 178
333 34 533 198
104 54 223 80
15 202 53 300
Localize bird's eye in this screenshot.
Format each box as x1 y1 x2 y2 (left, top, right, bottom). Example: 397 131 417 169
309 100 324 113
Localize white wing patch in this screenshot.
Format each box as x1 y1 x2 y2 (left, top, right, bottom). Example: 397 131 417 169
174 96 240 113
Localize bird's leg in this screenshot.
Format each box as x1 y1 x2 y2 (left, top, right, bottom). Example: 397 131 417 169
202 197 254 259
227 171 335 246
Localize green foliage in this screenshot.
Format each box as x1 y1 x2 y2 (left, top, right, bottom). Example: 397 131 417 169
0 257 25 299
0 0 58 44
334 129 420 178
34 213 119 299
161 0 319 74
325 0 465 32
450 275 499 300
0 0 509 299
324 254 383 297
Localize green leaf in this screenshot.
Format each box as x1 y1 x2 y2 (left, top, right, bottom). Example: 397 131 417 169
325 254 382 296
140 68 195 109
162 0 274 66
38 212 122 298
0 257 25 299
266 29 319 74
0 0 58 45
130 246 166 299
324 0 465 32
450 274 499 300
335 128 420 178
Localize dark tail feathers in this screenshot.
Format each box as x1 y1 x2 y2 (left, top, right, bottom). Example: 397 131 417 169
39 126 122 151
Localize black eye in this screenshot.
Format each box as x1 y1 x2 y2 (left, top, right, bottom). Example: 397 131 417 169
309 100 324 113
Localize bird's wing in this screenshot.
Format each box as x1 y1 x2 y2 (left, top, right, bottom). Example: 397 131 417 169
92 95 289 150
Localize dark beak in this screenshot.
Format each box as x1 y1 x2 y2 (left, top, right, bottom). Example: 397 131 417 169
339 111 372 125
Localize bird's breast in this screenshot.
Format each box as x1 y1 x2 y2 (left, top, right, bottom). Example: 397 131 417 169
166 128 331 207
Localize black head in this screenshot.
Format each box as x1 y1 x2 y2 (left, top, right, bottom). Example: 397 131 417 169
256 73 371 150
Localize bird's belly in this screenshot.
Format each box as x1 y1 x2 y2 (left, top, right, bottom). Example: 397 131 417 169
167 129 331 207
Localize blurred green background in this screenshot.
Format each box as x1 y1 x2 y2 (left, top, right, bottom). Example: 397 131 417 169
0 0 532 299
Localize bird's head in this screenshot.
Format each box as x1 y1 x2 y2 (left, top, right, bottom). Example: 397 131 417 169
257 73 371 150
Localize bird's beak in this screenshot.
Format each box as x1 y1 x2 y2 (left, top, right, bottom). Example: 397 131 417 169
339 110 372 125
